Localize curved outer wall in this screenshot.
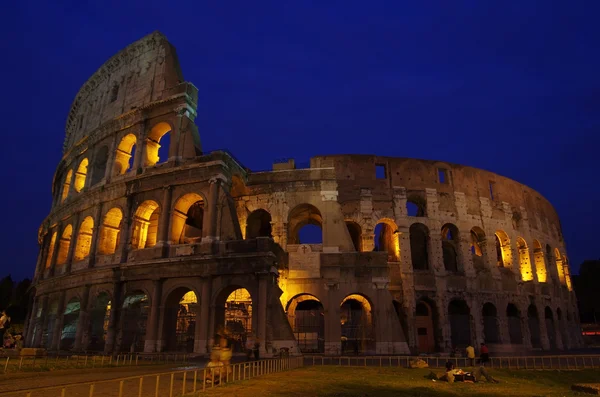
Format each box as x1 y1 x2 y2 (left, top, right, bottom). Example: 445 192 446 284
25 33 582 356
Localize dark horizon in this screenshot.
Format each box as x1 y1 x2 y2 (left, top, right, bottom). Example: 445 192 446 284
1 1 599 281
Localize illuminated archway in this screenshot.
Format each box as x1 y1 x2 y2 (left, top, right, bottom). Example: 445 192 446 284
470 227 486 270
145 122 172 167
61 170 73 203
56 225 73 266
340 294 374 355
162 289 198 352
98 208 123 255
494 230 511 267
86 292 111 351
286 294 324 353
533 240 547 282
60 298 80 350
554 248 565 285
374 219 400 261
516 237 533 281
45 232 57 269
131 200 160 249
113 133 137 175
171 193 204 244
74 216 94 261
74 158 88 192
213 287 254 352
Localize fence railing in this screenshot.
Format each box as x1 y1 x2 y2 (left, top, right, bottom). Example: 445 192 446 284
304 355 600 370
1 353 189 375
1 356 304 396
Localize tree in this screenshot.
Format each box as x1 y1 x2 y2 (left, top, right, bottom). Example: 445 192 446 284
573 260 600 323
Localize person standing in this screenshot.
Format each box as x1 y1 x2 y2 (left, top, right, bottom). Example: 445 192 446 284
0 310 10 342
480 342 490 366
466 344 475 366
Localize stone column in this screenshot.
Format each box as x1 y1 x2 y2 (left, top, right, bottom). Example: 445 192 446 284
34 295 49 348
156 186 172 254
73 285 91 351
104 135 118 183
459 235 475 277
537 305 551 350
65 213 81 273
202 177 222 242
49 222 63 277
144 279 163 353
23 294 37 347
104 280 122 354
257 274 268 356
132 132 145 173
470 298 484 346
119 196 135 263
324 283 341 355
51 291 67 350
196 277 212 354
554 317 564 350
88 204 103 268
436 296 451 352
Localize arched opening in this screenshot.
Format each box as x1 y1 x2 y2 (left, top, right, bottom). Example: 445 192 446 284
563 257 573 291
554 248 565 285
441 223 460 272
470 227 486 270
517 237 533 281
533 240 547 282
162 289 198 352
56 225 73 266
90 146 109 185
74 216 94 261
528 304 541 348
131 200 160 249
287 204 323 244
557 308 568 349
74 158 89 192
246 209 272 239
545 306 556 349
345 221 362 252
215 288 253 353
374 219 400 261
415 300 437 353
42 300 59 349
171 194 204 244
286 294 324 353
410 223 429 270
145 122 172 167
482 303 499 343
61 170 73 203
494 230 511 267
113 134 137 175
98 208 123 255
87 293 110 351
340 294 374 355
406 196 426 217
119 292 149 352
60 298 80 350
45 232 57 269
448 300 471 348
507 304 522 344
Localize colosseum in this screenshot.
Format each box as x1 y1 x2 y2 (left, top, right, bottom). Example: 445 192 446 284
24 31 582 357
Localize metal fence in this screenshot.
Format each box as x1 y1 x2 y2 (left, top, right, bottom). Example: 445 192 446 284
304 355 600 370
1 356 304 397
1 353 188 374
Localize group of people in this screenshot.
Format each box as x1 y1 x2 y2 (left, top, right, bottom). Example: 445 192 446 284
432 342 499 384
465 342 490 366
0 310 20 351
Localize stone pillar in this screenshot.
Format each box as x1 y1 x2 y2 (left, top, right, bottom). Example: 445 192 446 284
196 277 212 354
471 299 484 346
144 279 163 352
436 296 451 352
554 317 564 350
257 274 268 356
51 291 67 350
23 293 37 347
459 235 475 277
520 307 533 350
202 177 222 242
119 196 135 263
49 222 63 277
324 283 341 355
74 285 91 351
104 281 122 354
537 305 551 350
34 295 49 348
104 135 118 183
132 132 145 173
156 186 172 254
65 213 81 273
88 204 103 268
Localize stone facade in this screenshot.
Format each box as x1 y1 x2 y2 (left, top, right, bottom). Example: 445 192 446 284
25 32 582 356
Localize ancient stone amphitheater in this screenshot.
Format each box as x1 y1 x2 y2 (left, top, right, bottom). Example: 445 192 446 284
25 32 581 356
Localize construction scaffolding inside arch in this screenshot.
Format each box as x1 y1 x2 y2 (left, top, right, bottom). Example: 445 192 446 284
224 288 253 353
287 295 325 353
340 294 374 355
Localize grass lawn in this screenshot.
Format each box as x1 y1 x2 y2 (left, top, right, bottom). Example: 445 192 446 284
201 366 600 396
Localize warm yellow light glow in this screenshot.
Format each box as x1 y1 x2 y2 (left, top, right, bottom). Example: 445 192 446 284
533 240 547 283
171 193 204 244
564 258 573 291
555 248 565 285
61 170 73 203
114 133 137 175
145 122 171 167
132 200 160 249
74 216 94 261
45 232 57 269
98 208 123 255
56 225 73 265
74 158 88 192
180 291 198 304
494 230 512 267
517 237 533 281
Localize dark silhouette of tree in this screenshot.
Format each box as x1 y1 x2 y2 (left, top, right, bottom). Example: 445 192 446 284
573 260 600 324
0 275 14 310
0 275 32 324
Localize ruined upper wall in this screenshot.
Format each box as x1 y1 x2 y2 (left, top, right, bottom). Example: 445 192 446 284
63 31 184 153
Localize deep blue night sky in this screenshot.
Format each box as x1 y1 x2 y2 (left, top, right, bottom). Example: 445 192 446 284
1 1 599 281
